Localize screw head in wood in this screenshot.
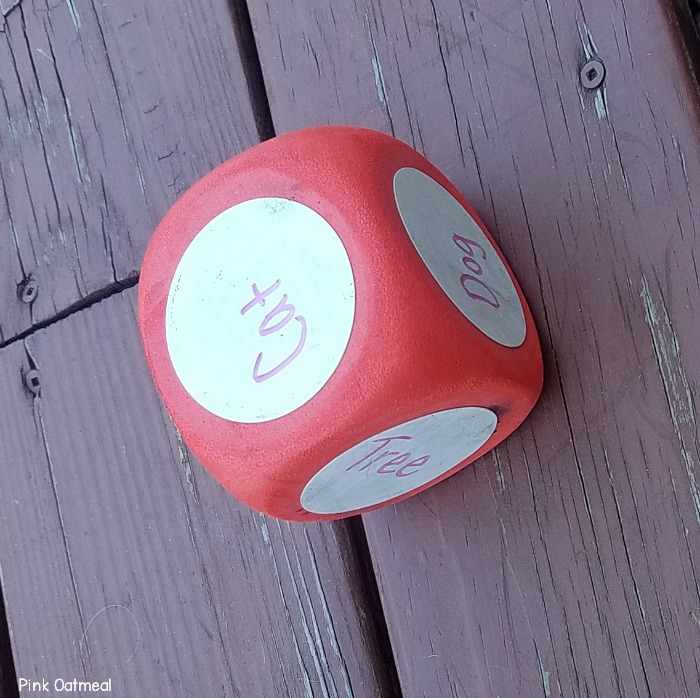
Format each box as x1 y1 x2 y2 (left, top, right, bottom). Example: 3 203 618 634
24 369 42 395
580 60 605 90
18 277 39 304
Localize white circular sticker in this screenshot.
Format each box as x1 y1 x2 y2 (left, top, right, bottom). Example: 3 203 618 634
166 198 355 423
301 407 498 514
394 168 526 347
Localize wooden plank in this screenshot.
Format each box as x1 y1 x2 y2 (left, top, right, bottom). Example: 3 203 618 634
0 288 394 697
249 0 700 695
0 0 260 343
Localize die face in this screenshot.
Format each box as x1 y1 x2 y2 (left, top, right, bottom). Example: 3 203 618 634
138 126 543 522
393 167 527 348
301 407 498 515
165 197 356 423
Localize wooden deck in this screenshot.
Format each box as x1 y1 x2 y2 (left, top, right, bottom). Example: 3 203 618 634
1 0 700 696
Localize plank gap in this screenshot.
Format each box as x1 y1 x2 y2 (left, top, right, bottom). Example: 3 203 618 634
344 517 404 698
227 0 275 141
0 274 139 350
0 591 18 698
677 0 700 76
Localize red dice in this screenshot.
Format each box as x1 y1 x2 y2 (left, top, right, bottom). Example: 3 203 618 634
138 126 543 521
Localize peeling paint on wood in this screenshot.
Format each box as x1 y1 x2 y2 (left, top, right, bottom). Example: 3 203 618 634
577 23 609 120
367 19 389 116
537 653 552 698
64 0 80 30
641 274 700 527
0 0 20 29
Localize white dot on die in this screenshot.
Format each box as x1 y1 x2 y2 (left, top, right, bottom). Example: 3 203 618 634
301 407 498 514
394 167 526 348
165 198 356 423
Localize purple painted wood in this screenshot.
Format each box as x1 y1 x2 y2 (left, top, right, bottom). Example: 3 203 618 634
249 0 700 695
0 288 394 697
0 0 259 344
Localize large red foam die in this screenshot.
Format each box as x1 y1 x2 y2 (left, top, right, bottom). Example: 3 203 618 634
138 126 543 521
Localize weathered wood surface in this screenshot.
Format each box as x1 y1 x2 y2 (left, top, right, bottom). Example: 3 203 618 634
0 288 396 697
249 0 700 695
0 0 260 343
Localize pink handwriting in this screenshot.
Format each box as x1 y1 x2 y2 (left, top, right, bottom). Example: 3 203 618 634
346 435 430 478
241 279 307 382
452 234 500 309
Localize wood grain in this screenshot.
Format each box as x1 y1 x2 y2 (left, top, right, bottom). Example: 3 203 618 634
249 0 700 695
0 0 259 343
0 288 394 697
